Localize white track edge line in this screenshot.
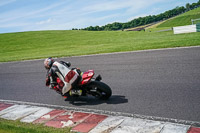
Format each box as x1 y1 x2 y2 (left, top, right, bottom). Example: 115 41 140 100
1 46 200 64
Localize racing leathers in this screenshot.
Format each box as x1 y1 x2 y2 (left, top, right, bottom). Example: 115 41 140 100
45 61 80 95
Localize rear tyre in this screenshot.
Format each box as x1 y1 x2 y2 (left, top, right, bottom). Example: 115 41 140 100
88 81 112 100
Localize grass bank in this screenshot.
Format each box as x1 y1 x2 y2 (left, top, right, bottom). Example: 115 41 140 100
0 118 73 133
0 30 200 62
158 7 200 27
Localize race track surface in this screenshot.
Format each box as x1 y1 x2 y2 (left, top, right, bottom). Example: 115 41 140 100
0 47 200 122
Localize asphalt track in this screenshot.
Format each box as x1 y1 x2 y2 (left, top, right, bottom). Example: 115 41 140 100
0 46 200 122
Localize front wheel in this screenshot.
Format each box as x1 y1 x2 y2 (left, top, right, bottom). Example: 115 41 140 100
88 81 112 100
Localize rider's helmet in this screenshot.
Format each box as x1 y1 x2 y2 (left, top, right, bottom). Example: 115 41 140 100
44 57 54 69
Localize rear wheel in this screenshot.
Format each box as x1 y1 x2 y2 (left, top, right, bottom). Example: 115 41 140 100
88 81 112 100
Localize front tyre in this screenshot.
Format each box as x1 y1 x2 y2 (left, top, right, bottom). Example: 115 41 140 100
88 81 112 100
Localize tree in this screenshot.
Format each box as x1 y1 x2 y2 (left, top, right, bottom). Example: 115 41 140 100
186 3 190 11
122 23 129 29
191 3 198 9
177 6 186 14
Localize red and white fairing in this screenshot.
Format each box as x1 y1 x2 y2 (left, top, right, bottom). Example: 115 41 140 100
80 70 94 85
53 61 79 94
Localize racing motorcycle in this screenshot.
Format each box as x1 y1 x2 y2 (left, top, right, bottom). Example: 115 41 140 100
53 70 112 100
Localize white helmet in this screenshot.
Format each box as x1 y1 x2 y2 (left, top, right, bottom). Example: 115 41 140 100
44 57 54 69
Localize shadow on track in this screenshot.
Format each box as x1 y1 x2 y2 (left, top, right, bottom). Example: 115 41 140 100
64 95 128 106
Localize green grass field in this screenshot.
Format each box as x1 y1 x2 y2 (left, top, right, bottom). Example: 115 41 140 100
158 7 200 27
1 7 200 62
0 119 73 133
0 30 200 62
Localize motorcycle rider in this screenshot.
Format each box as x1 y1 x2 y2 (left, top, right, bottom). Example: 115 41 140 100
44 57 82 96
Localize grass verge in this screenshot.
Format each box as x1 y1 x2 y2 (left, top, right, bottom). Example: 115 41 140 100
158 7 200 27
0 118 73 133
0 30 200 62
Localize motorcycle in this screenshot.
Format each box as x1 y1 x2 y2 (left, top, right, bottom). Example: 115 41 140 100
53 70 112 100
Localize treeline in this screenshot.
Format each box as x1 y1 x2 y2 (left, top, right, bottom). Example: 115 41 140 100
72 1 200 31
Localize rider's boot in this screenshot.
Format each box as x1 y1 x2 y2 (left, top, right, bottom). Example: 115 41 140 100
70 74 82 96
69 89 82 96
